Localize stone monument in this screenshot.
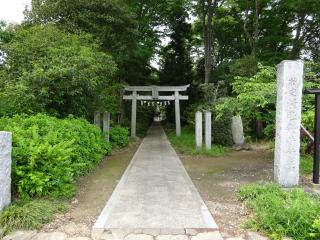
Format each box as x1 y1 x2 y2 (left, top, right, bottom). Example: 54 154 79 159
0 131 12 211
274 60 304 187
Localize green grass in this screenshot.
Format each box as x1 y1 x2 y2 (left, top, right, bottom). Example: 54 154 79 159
167 125 230 157
0 199 68 235
238 183 320 240
301 154 314 175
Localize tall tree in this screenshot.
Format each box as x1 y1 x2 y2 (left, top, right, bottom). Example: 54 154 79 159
196 0 225 83
159 2 193 86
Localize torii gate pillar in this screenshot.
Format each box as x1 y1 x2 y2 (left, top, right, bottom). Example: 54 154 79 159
123 85 189 138
175 91 181 136
131 91 137 138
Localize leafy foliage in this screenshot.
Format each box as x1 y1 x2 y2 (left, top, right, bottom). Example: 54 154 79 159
0 25 117 118
110 126 129 148
238 183 320 240
0 114 111 198
212 109 233 146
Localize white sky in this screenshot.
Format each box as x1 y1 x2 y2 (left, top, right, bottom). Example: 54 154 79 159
0 0 31 24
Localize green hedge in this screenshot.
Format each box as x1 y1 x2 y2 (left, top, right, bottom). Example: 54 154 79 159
109 126 129 148
212 110 233 146
0 114 111 198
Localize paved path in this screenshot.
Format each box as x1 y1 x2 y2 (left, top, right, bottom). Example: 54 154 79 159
92 124 221 240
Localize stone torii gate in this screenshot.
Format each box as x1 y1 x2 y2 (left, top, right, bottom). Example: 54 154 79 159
123 85 190 138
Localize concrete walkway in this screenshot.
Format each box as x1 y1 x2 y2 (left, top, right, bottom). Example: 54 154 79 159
92 124 221 240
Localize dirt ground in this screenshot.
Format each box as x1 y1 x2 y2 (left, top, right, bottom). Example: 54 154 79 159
180 145 273 238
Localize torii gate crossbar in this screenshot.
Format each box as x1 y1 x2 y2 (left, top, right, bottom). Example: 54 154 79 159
123 85 190 138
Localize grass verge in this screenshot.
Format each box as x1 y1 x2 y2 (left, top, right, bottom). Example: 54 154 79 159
238 183 320 239
167 125 230 157
301 154 313 175
0 199 68 235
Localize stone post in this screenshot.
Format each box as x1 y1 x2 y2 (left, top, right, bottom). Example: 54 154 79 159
205 111 212 150
103 112 110 142
0 131 12 211
195 111 203 149
274 60 304 187
231 116 245 146
175 91 181 137
131 91 137 138
94 111 101 129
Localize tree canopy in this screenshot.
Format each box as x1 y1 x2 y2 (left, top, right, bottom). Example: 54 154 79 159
0 0 319 137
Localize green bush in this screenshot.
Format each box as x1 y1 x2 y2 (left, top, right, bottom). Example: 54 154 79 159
0 199 67 235
0 25 117 118
109 126 129 148
212 110 233 146
0 114 111 198
238 183 320 240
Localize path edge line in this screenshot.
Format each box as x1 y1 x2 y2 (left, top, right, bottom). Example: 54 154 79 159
92 138 146 231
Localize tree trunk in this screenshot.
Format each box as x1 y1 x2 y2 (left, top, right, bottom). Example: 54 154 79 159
204 0 214 84
290 14 305 59
243 0 259 61
251 0 259 59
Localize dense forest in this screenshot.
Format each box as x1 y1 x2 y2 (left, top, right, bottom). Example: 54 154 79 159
1 0 320 139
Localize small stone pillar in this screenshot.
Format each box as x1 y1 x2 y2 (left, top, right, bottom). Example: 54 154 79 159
195 111 203 149
205 112 212 150
103 112 110 142
231 116 245 146
274 60 304 187
0 131 12 211
94 111 101 129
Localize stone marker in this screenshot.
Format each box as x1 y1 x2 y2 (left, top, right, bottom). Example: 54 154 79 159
274 60 304 187
195 111 202 149
0 131 12 212
231 116 245 146
205 111 212 150
94 111 101 129
103 112 110 142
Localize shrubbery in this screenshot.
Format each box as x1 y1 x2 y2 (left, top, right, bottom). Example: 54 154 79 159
0 25 117 118
0 114 112 198
212 110 233 146
238 183 320 239
110 126 129 148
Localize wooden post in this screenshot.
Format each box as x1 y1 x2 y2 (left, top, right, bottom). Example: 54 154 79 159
131 91 137 138
103 112 110 142
195 111 202 149
175 91 181 137
94 111 100 129
205 111 212 150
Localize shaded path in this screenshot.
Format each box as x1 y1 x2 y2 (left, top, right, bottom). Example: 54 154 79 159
93 124 220 239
